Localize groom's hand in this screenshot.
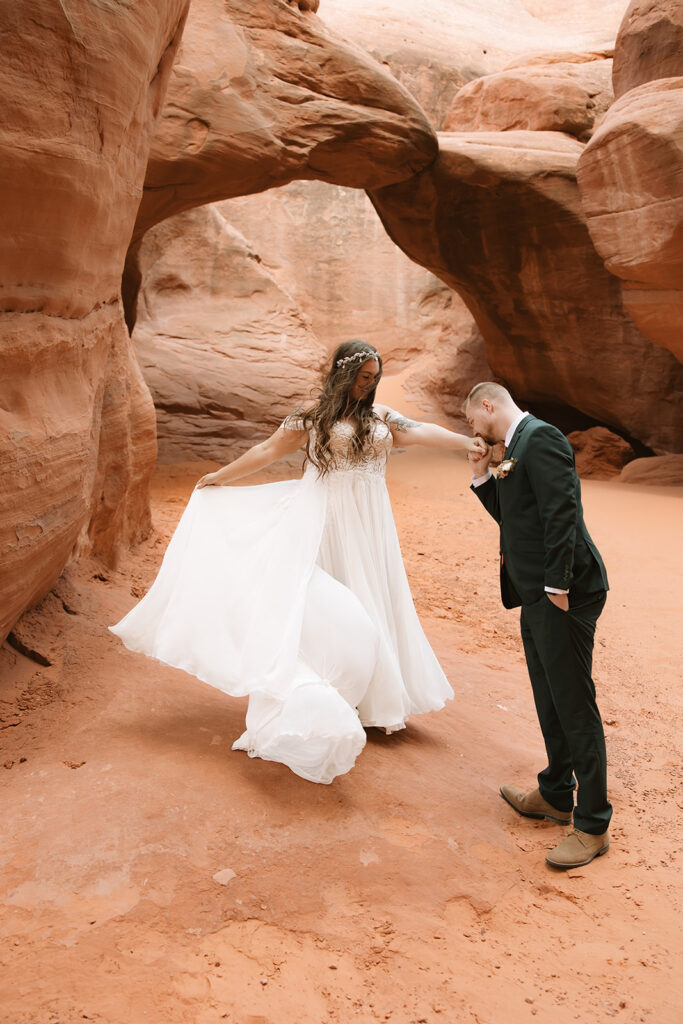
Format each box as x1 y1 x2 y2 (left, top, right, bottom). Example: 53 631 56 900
468 436 493 474
546 591 569 612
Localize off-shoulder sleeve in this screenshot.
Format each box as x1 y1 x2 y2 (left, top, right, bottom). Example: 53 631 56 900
281 413 307 433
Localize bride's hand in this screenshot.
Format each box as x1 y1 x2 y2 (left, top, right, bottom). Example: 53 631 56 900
468 436 493 473
196 472 218 489
467 435 489 458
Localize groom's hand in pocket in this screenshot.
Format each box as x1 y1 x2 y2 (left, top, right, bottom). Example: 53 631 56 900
546 591 569 612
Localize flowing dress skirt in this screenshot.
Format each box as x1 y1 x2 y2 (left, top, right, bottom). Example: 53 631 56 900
110 467 452 782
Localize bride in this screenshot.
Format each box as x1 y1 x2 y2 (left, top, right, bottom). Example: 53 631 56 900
110 340 485 783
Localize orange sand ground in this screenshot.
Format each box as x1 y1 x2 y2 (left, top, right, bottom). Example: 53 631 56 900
1 445 681 1024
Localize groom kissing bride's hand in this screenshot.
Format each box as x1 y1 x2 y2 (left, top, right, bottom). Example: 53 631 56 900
463 382 612 871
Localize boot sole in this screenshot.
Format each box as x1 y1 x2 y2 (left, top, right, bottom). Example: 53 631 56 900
499 786 572 825
546 843 610 869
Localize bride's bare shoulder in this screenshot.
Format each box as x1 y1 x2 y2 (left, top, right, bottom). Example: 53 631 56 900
281 402 316 434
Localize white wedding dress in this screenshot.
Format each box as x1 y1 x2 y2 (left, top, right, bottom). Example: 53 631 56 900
110 417 453 783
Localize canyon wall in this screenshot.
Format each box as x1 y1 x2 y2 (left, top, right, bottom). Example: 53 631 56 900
0 0 190 645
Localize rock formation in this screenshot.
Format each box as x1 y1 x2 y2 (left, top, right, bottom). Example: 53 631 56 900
611 0 683 96
619 453 683 485
444 56 614 141
134 187 492 455
577 1 683 363
0 1 190 646
133 206 325 462
122 0 441 330
1 0 453 645
567 427 637 479
369 130 683 453
135 0 438 241
319 0 627 128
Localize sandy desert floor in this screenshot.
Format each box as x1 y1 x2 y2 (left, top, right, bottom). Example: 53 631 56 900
1 418 682 1024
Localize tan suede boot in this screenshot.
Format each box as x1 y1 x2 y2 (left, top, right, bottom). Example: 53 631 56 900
499 784 572 824
546 829 610 868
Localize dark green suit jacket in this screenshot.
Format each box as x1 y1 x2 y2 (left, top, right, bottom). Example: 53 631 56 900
472 415 608 609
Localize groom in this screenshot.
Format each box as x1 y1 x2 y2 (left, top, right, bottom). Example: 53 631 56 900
464 382 612 869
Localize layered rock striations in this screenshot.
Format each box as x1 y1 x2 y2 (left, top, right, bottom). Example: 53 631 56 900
134 0 438 242
370 130 683 452
122 0 441 331
578 1 683 363
2 0 447 644
133 206 325 463
318 0 626 128
0 1 190 645
611 0 683 96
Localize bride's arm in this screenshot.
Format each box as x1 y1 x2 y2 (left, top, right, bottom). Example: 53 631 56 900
196 423 307 488
377 405 486 455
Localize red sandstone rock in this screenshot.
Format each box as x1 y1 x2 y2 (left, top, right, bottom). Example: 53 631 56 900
612 0 683 97
134 0 438 241
567 427 637 479
370 131 683 453
619 454 683 485
0 1 189 645
219 183 484 377
318 0 626 128
132 206 325 462
577 78 683 363
402 318 495 426
444 58 613 141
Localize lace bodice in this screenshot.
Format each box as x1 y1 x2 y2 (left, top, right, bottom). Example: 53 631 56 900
297 419 393 477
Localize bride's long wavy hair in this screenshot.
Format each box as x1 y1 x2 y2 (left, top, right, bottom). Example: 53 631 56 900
299 339 383 476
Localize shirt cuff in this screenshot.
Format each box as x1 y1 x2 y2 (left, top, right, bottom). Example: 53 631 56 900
471 470 493 487
545 586 569 595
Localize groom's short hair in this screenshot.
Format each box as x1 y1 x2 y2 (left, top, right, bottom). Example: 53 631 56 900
464 382 511 410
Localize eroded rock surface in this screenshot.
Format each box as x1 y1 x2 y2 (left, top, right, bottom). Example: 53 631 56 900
578 2 683 363
0 0 189 644
567 427 637 479
133 206 325 462
370 131 683 452
221 183 486 377
444 57 614 141
135 0 438 241
319 0 626 127
612 0 683 97
619 453 683 485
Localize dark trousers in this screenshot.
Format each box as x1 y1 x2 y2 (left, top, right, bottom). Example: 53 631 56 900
520 591 612 835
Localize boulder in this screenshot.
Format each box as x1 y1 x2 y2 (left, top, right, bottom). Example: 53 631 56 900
0 0 189 644
567 427 637 479
370 130 683 453
619 454 683 485
444 58 614 141
612 0 683 97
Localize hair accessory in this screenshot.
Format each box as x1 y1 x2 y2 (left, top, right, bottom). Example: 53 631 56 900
335 350 376 369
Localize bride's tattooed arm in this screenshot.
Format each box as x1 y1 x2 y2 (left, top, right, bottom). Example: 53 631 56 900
385 410 420 432
379 405 486 455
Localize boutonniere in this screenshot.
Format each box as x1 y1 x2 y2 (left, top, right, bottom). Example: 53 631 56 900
497 457 518 479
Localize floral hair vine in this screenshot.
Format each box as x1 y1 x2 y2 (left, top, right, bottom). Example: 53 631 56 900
335 350 376 369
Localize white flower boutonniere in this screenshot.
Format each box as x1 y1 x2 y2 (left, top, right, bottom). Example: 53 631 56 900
497 457 518 479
